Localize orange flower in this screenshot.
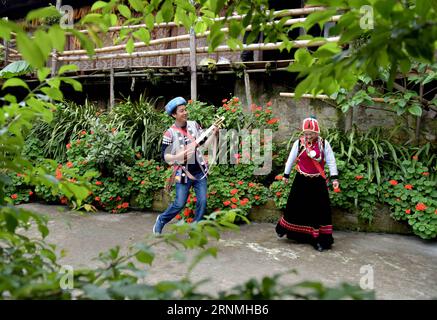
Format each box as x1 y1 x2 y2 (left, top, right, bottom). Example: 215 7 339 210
404 184 413 190
188 99 193 104
11 194 18 199
230 189 238 195
176 214 182 220
355 175 364 180
95 196 101 202
415 203 427 211
276 192 282 197
122 202 129 208
275 175 283 181
231 108 236 113
95 181 103 186
233 97 239 102
138 162 144 167
231 204 237 209
60 196 68 204
223 200 231 206
254 195 260 200
389 180 398 186
405 209 411 214
66 161 73 168
412 155 419 160
111 128 117 133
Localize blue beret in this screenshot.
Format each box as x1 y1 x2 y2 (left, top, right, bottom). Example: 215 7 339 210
165 97 187 115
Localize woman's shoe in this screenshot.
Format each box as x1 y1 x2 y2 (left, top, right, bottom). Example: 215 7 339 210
313 242 324 252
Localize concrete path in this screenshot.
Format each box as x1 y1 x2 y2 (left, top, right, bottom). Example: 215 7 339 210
19 203 437 300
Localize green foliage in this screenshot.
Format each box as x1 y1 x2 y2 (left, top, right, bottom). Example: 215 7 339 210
108 95 167 161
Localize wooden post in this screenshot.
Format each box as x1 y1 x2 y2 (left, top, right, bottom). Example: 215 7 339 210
51 0 62 76
189 0 197 100
109 67 114 110
415 84 423 144
3 18 9 65
244 69 252 111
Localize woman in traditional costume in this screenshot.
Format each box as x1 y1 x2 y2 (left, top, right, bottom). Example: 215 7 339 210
275 117 339 252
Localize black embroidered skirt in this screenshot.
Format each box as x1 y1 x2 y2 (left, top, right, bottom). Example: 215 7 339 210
275 172 334 248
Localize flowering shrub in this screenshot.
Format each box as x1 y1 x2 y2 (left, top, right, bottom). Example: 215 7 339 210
381 160 437 239
329 162 379 223
269 173 294 209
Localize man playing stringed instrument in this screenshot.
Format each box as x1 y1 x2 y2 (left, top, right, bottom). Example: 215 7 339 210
153 97 220 235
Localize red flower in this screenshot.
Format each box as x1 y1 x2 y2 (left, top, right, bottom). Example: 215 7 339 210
128 176 133 181
193 197 197 203
188 99 193 104
66 161 73 168
389 180 398 186
333 187 341 193
141 180 146 185
90 130 94 134
256 106 262 111
60 196 68 204
29 191 33 196
265 109 272 114
231 108 236 113
231 204 237 209
254 195 260 200
95 181 103 186
267 118 279 125
156 166 161 171
186 217 194 223
231 197 238 203
233 97 239 102
95 196 101 202
80 130 87 135
121 202 129 208
266 101 272 107
222 98 228 103
276 192 282 197
11 194 18 199
275 175 283 181
422 172 429 176
412 155 419 161
68 178 77 183
176 214 182 220
223 200 231 206
415 203 427 211
355 175 364 180
404 184 413 190
55 168 62 180
66 143 71 149
248 182 255 188
255 113 261 117
405 209 411 214
116 196 121 201
230 189 238 195
183 209 190 217
237 181 243 185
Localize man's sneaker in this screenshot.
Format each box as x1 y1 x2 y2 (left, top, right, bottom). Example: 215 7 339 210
153 215 164 235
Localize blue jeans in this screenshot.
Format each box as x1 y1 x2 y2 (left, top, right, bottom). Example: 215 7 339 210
160 171 207 226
